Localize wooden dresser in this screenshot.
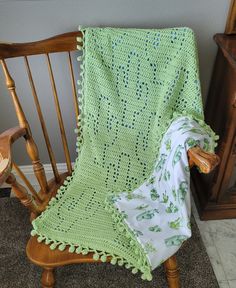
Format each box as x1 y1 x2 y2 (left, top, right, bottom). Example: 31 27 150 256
192 0 236 220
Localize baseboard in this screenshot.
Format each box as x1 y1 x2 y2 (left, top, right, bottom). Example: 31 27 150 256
1 163 73 194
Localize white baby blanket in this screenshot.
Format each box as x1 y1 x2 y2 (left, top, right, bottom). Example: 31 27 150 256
109 116 214 270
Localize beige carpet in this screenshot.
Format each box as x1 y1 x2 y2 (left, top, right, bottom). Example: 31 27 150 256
0 198 219 288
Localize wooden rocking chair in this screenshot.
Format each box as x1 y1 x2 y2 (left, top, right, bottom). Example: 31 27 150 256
0 31 220 288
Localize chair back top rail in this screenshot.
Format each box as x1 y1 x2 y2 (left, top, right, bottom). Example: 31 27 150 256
225 0 236 34
0 31 82 59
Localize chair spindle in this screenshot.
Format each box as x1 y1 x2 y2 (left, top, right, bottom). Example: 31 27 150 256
0 59 49 195
6 173 41 217
45 53 72 175
12 162 42 203
24 56 61 183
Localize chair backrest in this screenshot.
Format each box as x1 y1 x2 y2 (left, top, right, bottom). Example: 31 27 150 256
0 31 82 196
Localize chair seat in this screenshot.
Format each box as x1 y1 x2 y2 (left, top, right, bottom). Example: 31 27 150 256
26 236 111 267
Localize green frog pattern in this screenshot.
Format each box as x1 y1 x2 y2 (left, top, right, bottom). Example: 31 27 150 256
168 217 182 229
172 145 184 167
160 191 169 204
184 166 190 173
155 154 167 172
165 235 188 247
135 204 149 210
186 137 197 148
163 169 171 181
177 181 188 203
149 225 162 232
144 242 157 253
172 188 177 201
133 229 143 236
150 188 160 201
203 138 210 150
182 128 206 135
125 193 145 201
147 176 155 185
136 209 159 221
121 211 128 219
110 194 121 203
165 202 179 213
165 138 172 151
177 121 192 131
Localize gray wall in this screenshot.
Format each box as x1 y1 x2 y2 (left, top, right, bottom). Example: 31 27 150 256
0 0 230 165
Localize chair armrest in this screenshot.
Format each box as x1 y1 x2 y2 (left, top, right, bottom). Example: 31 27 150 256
188 146 220 174
0 126 27 185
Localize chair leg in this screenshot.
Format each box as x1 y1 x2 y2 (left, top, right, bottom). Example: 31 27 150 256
41 267 55 288
164 255 180 288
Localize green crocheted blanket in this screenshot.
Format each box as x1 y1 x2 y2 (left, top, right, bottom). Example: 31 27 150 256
31 27 217 280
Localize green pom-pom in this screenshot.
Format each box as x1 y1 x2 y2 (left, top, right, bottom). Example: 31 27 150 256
31 230 37 237
50 243 57 250
93 253 100 261
118 260 124 266
69 246 75 253
110 258 117 265
37 236 44 243
101 255 107 262
45 238 51 245
141 273 147 280
48 198 56 205
132 268 138 274
76 246 82 254
82 248 88 255
146 273 153 281
58 244 66 251
125 263 131 269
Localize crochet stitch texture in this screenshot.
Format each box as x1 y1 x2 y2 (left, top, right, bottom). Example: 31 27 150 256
31 27 217 280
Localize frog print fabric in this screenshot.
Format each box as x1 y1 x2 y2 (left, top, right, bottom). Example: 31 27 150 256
109 116 215 270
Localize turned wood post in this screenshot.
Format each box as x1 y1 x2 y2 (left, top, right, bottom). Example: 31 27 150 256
41 267 55 288
1 59 49 194
6 173 41 218
164 255 180 288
